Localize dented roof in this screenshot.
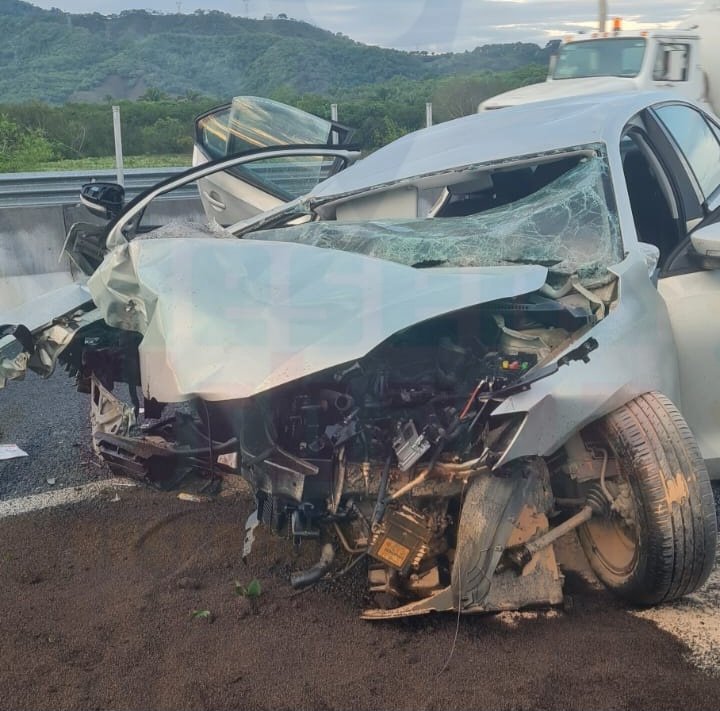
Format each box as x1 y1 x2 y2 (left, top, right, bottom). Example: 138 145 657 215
309 91 690 200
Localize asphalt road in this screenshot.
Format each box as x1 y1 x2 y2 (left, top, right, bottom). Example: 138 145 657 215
0 370 110 499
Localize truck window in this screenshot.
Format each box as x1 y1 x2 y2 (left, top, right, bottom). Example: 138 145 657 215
653 43 690 82
553 38 646 79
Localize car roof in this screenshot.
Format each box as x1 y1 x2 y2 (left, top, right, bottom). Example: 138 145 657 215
309 91 690 201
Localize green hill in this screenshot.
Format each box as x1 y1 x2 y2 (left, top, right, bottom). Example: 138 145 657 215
0 0 552 103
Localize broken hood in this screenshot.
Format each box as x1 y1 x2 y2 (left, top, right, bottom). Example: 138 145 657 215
88 236 548 402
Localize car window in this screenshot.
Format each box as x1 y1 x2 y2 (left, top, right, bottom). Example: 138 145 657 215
654 104 720 200
621 130 681 266
228 154 350 201
243 151 622 288
196 96 349 161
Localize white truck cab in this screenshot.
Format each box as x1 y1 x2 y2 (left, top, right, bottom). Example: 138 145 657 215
480 28 709 112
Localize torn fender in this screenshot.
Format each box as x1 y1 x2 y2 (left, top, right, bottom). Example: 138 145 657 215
493 250 681 465
0 283 94 387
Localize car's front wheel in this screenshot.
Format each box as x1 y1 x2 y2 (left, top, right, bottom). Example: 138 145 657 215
577 391 716 605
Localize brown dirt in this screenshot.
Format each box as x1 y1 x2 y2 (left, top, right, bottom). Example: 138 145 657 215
1 486 719 711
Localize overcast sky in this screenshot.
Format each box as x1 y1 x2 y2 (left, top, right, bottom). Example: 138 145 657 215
30 0 708 51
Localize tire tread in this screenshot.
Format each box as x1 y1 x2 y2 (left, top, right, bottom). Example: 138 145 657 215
585 391 716 604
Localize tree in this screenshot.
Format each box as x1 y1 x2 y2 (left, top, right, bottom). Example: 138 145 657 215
432 67 546 122
182 89 202 102
140 117 192 153
0 114 56 171
139 87 169 102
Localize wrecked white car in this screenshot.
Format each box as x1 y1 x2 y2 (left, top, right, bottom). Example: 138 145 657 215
1 92 718 618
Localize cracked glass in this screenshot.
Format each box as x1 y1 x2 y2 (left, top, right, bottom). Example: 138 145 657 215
245 149 622 287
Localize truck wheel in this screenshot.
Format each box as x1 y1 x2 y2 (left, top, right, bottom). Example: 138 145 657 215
577 391 716 605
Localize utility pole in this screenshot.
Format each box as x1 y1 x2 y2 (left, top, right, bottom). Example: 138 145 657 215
598 0 607 32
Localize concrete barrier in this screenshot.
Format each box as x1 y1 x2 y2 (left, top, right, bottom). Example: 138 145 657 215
0 204 78 311
0 196 204 316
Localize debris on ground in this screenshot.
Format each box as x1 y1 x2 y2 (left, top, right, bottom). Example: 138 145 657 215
0 443 28 460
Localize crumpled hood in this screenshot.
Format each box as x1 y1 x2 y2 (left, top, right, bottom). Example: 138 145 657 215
482 77 638 109
88 236 547 402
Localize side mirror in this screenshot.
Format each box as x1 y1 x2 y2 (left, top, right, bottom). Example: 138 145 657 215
80 182 125 220
690 221 720 270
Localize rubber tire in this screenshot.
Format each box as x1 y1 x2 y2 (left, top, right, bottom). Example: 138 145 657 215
578 391 717 605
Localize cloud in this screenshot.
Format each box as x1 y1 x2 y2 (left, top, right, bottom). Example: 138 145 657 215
29 0 708 50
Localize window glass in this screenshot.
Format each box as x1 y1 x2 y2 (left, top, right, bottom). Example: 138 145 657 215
230 154 345 200
553 38 646 79
226 97 333 153
653 43 689 82
196 96 336 160
655 104 720 198
245 149 622 288
197 106 230 160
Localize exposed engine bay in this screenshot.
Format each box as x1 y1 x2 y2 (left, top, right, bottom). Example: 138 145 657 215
51 281 607 616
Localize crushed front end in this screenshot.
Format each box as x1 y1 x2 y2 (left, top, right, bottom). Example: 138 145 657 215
214 295 602 617
0 144 633 617
56 279 602 618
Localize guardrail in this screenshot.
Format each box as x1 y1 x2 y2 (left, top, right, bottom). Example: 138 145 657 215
0 168 189 208
0 161 334 208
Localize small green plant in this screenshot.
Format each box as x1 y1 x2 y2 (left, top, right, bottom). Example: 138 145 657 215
234 578 262 614
190 609 213 622
234 578 262 598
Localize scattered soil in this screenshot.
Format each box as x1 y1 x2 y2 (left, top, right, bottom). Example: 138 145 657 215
1 486 719 711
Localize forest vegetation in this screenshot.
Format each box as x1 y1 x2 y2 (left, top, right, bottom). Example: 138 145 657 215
0 0 552 170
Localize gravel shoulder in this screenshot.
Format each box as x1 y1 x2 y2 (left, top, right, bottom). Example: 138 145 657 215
629 485 720 678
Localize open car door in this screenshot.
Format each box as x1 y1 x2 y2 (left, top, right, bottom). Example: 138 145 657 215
193 96 355 224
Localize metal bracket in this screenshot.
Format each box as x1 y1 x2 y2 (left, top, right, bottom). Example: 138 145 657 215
393 420 431 471
89 374 135 452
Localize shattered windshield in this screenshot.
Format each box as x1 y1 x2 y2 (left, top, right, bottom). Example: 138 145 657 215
244 151 621 286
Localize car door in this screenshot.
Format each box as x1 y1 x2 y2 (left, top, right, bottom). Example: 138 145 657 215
645 102 720 475
193 96 355 225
